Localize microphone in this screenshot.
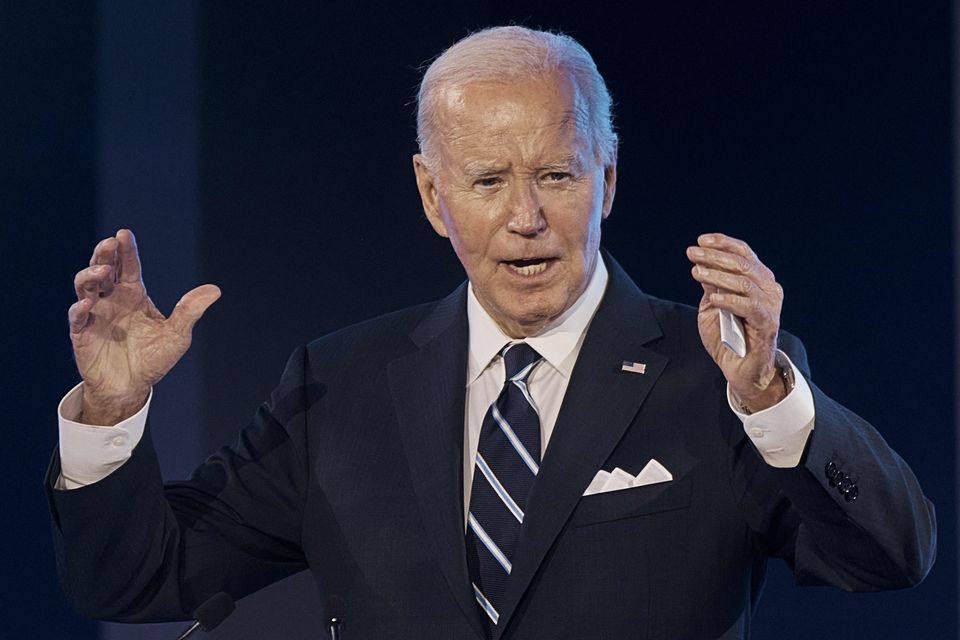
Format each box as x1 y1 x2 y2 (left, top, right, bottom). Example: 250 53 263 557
174 592 236 640
327 595 344 640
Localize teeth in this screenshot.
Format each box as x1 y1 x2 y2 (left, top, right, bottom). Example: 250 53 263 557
510 261 547 276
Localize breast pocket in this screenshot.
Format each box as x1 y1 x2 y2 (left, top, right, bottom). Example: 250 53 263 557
570 475 693 527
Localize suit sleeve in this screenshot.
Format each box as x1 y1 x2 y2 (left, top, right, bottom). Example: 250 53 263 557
733 333 937 591
45 346 312 622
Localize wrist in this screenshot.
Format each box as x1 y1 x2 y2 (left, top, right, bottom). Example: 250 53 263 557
80 387 149 426
738 373 787 414
736 353 796 414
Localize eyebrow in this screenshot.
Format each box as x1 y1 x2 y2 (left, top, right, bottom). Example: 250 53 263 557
539 155 580 172
461 154 583 178
462 162 508 178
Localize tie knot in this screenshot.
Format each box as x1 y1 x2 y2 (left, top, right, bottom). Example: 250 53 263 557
501 342 542 381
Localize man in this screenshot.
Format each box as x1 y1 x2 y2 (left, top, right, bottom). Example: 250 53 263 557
49 26 934 639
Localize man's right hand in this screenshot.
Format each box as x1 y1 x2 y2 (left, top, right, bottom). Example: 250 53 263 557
68 229 221 426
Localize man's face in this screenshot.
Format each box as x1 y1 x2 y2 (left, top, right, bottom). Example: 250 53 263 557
413 71 617 338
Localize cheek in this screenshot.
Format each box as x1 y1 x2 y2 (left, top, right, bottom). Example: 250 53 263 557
548 193 604 248
440 213 492 273
440 199 500 257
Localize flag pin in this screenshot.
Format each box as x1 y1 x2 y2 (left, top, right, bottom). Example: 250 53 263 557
621 361 646 374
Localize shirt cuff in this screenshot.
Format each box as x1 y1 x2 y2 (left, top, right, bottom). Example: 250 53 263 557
56 382 151 490
726 351 815 468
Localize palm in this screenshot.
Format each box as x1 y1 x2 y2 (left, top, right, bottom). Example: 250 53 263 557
72 280 186 399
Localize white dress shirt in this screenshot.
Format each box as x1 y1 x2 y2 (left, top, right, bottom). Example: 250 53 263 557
57 253 815 494
462 257 610 514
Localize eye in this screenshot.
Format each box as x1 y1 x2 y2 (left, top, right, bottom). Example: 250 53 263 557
474 177 501 189
543 171 570 183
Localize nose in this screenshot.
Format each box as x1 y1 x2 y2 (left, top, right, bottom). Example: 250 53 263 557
505 179 547 236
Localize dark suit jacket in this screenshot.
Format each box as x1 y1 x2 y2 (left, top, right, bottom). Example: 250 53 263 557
47 254 936 639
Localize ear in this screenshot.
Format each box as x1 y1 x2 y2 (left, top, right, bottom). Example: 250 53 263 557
413 154 449 237
600 158 617 221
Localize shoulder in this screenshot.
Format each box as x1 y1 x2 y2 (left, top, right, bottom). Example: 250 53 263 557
644 293 699 326
304 300 436 361
268 295 457 406
296 281 465 365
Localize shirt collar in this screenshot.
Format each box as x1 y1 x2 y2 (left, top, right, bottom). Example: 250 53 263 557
466 254 609 384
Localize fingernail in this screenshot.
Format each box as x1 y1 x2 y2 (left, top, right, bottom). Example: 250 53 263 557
702 235 716 245
689 247 705 257
698 266 709 276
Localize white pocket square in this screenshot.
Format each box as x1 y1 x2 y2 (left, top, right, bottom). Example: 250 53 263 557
582 459 673 496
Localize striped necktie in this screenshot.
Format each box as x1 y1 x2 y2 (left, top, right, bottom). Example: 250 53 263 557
466 342 543 631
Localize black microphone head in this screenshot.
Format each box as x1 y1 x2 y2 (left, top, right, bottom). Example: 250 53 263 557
193 592 235 632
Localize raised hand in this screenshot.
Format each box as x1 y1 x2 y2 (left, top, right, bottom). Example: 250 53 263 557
686 233 786 413
68 229 221 425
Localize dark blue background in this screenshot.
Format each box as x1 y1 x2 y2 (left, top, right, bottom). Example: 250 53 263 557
3 1 954 637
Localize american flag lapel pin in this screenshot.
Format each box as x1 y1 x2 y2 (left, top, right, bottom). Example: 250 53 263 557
621 360 646 374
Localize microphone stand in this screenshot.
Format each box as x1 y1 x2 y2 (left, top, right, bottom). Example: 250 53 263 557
329 614 344 639
175 621 202 640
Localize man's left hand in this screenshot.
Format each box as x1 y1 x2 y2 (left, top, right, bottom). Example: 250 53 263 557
686 233 786 413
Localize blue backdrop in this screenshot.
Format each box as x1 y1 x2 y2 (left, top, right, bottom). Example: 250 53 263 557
3 1 955 637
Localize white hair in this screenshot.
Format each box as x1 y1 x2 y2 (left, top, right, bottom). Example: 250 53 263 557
416 26 618 169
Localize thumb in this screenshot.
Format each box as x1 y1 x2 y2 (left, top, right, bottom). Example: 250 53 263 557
168 284 222 336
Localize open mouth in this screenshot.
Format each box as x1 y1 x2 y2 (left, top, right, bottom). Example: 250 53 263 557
504 257 555 276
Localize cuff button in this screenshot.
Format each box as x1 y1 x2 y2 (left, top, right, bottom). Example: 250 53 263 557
825 461 839 480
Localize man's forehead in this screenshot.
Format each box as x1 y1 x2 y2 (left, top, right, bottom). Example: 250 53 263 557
433 74 591 164
445 108 585 141
441 117 589 172
440 84 467 113
438 71 585 122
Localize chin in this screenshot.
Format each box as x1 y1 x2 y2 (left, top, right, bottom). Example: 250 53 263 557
505 301 566 333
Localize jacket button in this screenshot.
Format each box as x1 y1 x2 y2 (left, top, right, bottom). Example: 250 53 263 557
844 485 859 502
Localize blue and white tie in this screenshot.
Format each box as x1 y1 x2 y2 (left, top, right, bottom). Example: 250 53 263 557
466 342 543 630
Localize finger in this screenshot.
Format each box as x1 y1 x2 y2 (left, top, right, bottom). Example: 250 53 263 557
688 245 756 275
74 264 115 302
697 233 756 259
687 245 776 285
697 281 719 313
89 236 119 268
115 229 142 283
167 284 222 336
708 290 773 325
691 265 758 298
68 298 93 335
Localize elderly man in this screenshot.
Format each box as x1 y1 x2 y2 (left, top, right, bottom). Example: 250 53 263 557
49 26 934 639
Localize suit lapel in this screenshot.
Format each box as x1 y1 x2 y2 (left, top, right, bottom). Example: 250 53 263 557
388 256 672 638
494 255 669 638
388 284 487 639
